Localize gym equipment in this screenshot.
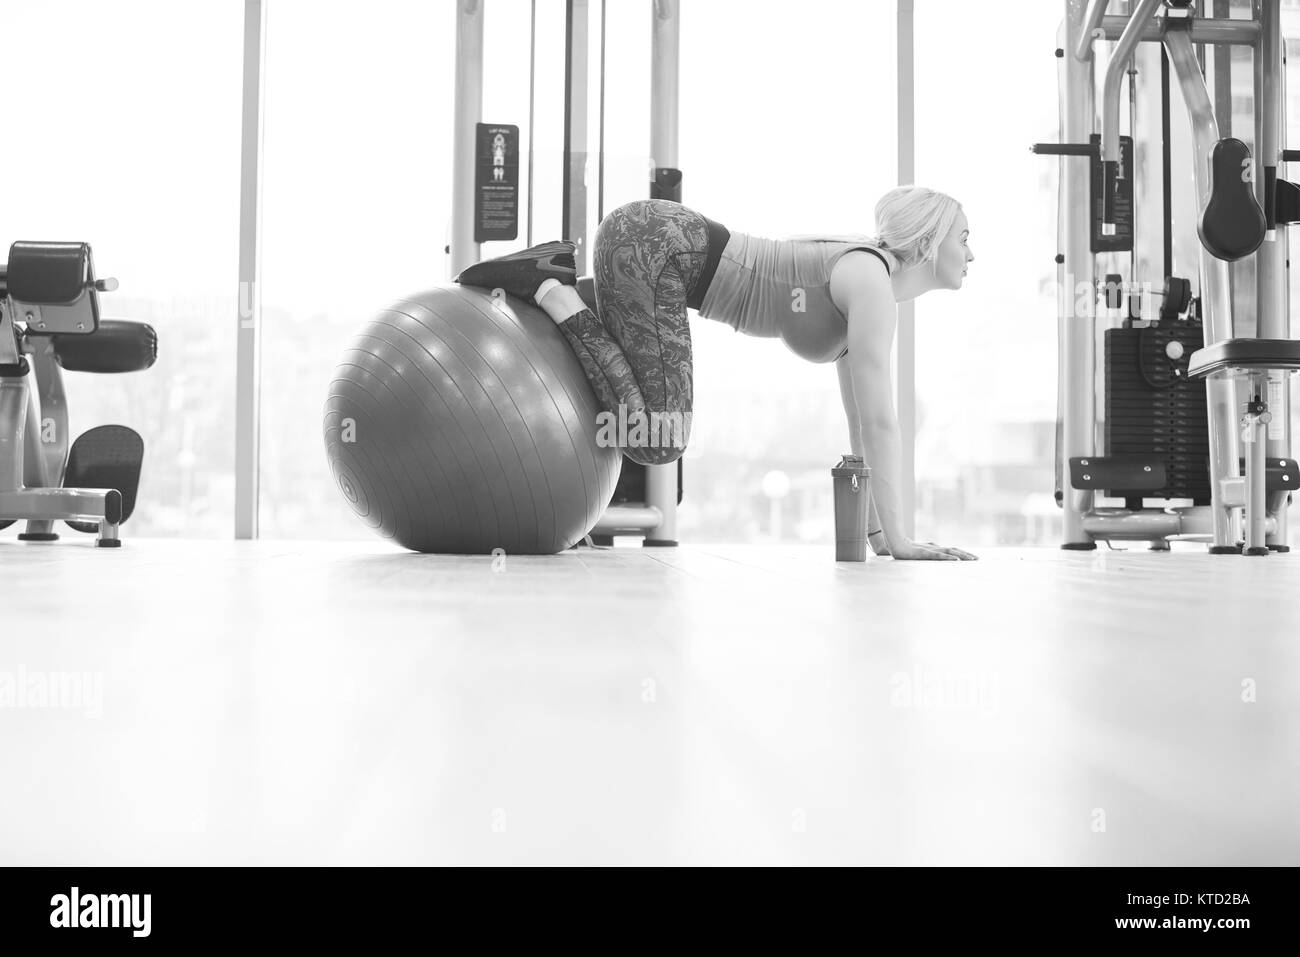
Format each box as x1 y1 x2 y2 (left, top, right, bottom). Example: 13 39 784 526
1038 0 1300 554
1154 276 1191 321
1199 137 1267 262
449 0 683 547
0 242 157 546
322 284 621 554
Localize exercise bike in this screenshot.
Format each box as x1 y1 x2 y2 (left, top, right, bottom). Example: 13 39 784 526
0 241 157 547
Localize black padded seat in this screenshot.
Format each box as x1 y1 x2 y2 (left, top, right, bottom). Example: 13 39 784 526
1188 339 1300 378
52 319 157 374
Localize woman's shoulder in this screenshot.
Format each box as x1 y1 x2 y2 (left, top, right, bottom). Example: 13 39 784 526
834 246 893 277
827 244 894 284
827 245 894 315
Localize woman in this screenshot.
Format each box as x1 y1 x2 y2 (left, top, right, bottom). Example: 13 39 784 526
456 186 976 561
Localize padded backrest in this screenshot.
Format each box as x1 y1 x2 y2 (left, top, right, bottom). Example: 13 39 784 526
4 241 100 335
1199 138 1267 262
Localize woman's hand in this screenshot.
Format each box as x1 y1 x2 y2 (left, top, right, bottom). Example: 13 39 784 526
886 539 978 561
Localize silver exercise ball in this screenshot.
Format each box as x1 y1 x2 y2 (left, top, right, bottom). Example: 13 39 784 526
324 285 621 553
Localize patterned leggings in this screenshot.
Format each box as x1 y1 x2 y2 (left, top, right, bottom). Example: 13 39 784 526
559 199 710 467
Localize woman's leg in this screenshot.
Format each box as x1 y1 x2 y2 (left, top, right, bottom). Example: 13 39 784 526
542 286 650 430
575 199 708 466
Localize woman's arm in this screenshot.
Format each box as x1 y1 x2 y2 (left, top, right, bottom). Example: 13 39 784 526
836 355 889 555
831 255 910 551
830 253 975 561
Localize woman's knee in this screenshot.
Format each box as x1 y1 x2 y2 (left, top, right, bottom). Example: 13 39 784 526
594 405 690 464
622 443 686 468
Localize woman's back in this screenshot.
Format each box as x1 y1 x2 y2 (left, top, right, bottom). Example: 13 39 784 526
698 232 891 363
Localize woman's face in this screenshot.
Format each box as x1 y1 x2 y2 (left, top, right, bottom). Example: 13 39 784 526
933 210 973 290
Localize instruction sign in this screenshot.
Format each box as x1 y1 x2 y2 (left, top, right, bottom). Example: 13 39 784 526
474 123 519 243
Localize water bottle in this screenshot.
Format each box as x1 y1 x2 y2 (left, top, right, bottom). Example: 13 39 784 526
831 454 872 561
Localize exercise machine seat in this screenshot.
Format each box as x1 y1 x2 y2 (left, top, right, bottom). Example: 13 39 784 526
1188 339 1300 378
1199 138 1267 262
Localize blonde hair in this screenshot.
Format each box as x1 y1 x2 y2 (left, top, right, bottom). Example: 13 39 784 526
798 186 963 274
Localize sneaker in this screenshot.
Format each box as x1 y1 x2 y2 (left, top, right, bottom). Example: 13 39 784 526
454 240 577 301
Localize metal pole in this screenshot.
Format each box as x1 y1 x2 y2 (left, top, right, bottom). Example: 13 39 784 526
563 0 589 271
650 0 679 175
897 0 916 540
450 0 484 277
1248 378 1269 552
644 0 680 546
527 0 536 247
1165 27 1242 549
1256 0 1289 548
1101 0 1162 227
598 0 607 222
1096 15 1262 45
1213 0 1232 138
1062 0 1098 548
235 0 265 540
1074 0 1110 61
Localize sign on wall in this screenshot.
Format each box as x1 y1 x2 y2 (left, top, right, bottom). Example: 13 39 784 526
474 123 519 243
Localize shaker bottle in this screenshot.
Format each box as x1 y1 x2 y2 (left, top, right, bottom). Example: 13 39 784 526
831 454 872 561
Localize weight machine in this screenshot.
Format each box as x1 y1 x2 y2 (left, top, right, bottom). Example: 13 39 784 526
449 0 684 546
1037 0 1300 554
0 242 157 546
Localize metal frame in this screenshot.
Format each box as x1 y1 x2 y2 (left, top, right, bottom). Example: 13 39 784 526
1100 0 1163 218
1255 0 1291 548
638 0 681 545
0 274 125 546
590 0 682 543
450 1 485 277
235 0 265 540
562 0 589 273
528 0 537 246
1059 0 1292 551
1165 25 1241 548
896 0 916 540
449 0 681 544
1060 0 1097 547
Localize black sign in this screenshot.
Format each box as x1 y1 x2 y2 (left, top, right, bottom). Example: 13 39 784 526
1090 133 1134 253
474 123 519 243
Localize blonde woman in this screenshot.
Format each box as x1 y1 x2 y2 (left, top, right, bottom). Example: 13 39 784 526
456 186 977 560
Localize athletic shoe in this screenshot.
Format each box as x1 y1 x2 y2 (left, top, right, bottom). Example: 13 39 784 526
454 240 577 300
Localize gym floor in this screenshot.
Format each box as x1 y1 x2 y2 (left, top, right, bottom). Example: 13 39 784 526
1 539 1296 866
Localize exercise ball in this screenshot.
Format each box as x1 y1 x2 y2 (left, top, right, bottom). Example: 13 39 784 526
323 284 621 553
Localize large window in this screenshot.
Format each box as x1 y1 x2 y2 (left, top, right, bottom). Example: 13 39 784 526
258 0 585 538
913 2 1063 545
258 0 462 537
259 0 896 545
3 1 242 537
676 0 897 544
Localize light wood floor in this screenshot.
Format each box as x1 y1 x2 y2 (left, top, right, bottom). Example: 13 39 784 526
1 538 1296 866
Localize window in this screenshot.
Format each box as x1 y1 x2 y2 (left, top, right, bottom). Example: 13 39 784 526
913 1 1063 545
3 1 242 537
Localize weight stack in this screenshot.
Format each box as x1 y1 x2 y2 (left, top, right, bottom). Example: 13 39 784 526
1104 321 1211 503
